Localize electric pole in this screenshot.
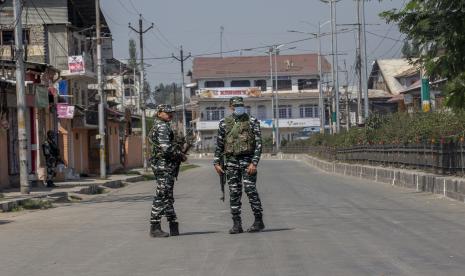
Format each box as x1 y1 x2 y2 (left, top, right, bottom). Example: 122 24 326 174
129 14 153 172
317 22 325 134
96 0 106 179
13 0 30 194
220 26 224 58
331 0 341 133
361 0 369 118
356 0 364 125
273 45 280 151
172 46 191 136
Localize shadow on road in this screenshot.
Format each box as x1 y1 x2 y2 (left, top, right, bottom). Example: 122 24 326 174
261 227 294 233
179 231 220 236
0 220 13 225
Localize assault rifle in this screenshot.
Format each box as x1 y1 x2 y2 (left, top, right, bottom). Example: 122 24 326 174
219 155 226 202
173 131 193 180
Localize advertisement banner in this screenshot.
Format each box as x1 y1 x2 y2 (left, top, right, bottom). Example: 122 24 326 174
35 86 49 108
68 55 85 73
198 87 262 98
57 103 75 119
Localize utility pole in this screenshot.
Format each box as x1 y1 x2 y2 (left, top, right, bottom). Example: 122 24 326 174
356 0 363 125
13 0 30 194
220 26 224 58
96 0 106 179
268 47 276 151
317 22 325 134
172 46 191 136
343 60 350 130
129 14 154 172
361 0 369 118
330 0 341 133
273 46 280 151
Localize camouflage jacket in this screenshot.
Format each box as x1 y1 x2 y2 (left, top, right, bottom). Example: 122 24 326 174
42 140 60 159
148 117 182 164
213 113 262 166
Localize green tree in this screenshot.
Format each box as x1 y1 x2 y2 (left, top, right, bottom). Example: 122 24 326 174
128 39 138 70
381 0 465 110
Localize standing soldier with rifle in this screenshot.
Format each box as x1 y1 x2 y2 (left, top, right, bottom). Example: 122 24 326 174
148 104 188 238
213 96 265 234
42 130 61 188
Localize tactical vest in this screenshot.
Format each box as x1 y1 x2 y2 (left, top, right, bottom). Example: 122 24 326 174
224 114 255 155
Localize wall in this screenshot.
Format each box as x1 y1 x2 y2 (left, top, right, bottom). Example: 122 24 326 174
125 135 142 169
0 129 9 189
107 121 122 172
71 129 89 174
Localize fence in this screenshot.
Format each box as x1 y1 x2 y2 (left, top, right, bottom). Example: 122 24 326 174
195 143 465 176
335 143 465 175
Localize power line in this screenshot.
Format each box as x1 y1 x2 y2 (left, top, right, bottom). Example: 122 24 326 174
128 0 140 14
117 0 138 16
29 0 68 55
366 31 403 42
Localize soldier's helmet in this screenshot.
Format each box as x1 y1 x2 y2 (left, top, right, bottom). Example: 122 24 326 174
157 104 174 113
47 130 55 140
229 96 244 107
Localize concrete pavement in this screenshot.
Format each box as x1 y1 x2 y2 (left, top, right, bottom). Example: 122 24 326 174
2 159 465 275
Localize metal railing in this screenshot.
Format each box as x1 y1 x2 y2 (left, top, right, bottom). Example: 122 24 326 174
193 143 465 175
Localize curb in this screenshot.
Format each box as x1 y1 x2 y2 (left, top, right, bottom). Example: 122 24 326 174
292 154 465 203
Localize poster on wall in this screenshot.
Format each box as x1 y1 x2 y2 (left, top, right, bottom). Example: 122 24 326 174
68 55 85 73
35 86 49 108
198 87 262 98
57 103 75 119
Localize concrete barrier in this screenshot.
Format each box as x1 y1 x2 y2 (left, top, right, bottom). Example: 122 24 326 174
297 154 465 204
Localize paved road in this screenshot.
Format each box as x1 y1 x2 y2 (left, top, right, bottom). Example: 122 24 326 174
2 159 465 276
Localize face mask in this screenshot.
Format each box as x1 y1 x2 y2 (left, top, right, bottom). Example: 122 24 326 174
234 106 245 116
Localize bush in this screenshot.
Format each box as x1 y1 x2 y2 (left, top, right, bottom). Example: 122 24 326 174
295 111 465 148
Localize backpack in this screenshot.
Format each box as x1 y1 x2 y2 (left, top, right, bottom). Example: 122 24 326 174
224 114 255 155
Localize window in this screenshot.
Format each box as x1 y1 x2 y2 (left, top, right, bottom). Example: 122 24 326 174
254 80 267 91
205 81 224 88
231 80 251 87
277 79 292 91
206 107 225 121
279 105 292 119
124 88 132 96
257 105 267 120
298 79 318 90
300 104 319 118
0 29 30 45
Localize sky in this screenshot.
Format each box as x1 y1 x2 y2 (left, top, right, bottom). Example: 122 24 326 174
100 0 406 88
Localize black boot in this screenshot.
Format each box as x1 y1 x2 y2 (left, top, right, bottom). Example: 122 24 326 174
247 214 265 232
150 222 169 238
169 221 179 236
229 216 243 234
47 180 57 188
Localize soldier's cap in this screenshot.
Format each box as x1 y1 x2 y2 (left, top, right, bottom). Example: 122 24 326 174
157 104 174 113
229 96 244 107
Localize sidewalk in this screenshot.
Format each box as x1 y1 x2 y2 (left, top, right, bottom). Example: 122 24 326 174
0 168 151 212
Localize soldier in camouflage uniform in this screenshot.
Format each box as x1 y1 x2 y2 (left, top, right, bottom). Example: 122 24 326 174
214 96 265 234
148 104 186 238
42 130 60 188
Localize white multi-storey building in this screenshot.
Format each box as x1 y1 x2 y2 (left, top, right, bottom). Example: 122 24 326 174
190 54 331 149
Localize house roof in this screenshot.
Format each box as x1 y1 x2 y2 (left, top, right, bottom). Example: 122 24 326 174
192 54 331 80
374 59 417 95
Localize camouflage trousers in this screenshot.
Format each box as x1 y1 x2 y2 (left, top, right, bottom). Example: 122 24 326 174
150 161 177 224
45 157 57 182
225 155 263 217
